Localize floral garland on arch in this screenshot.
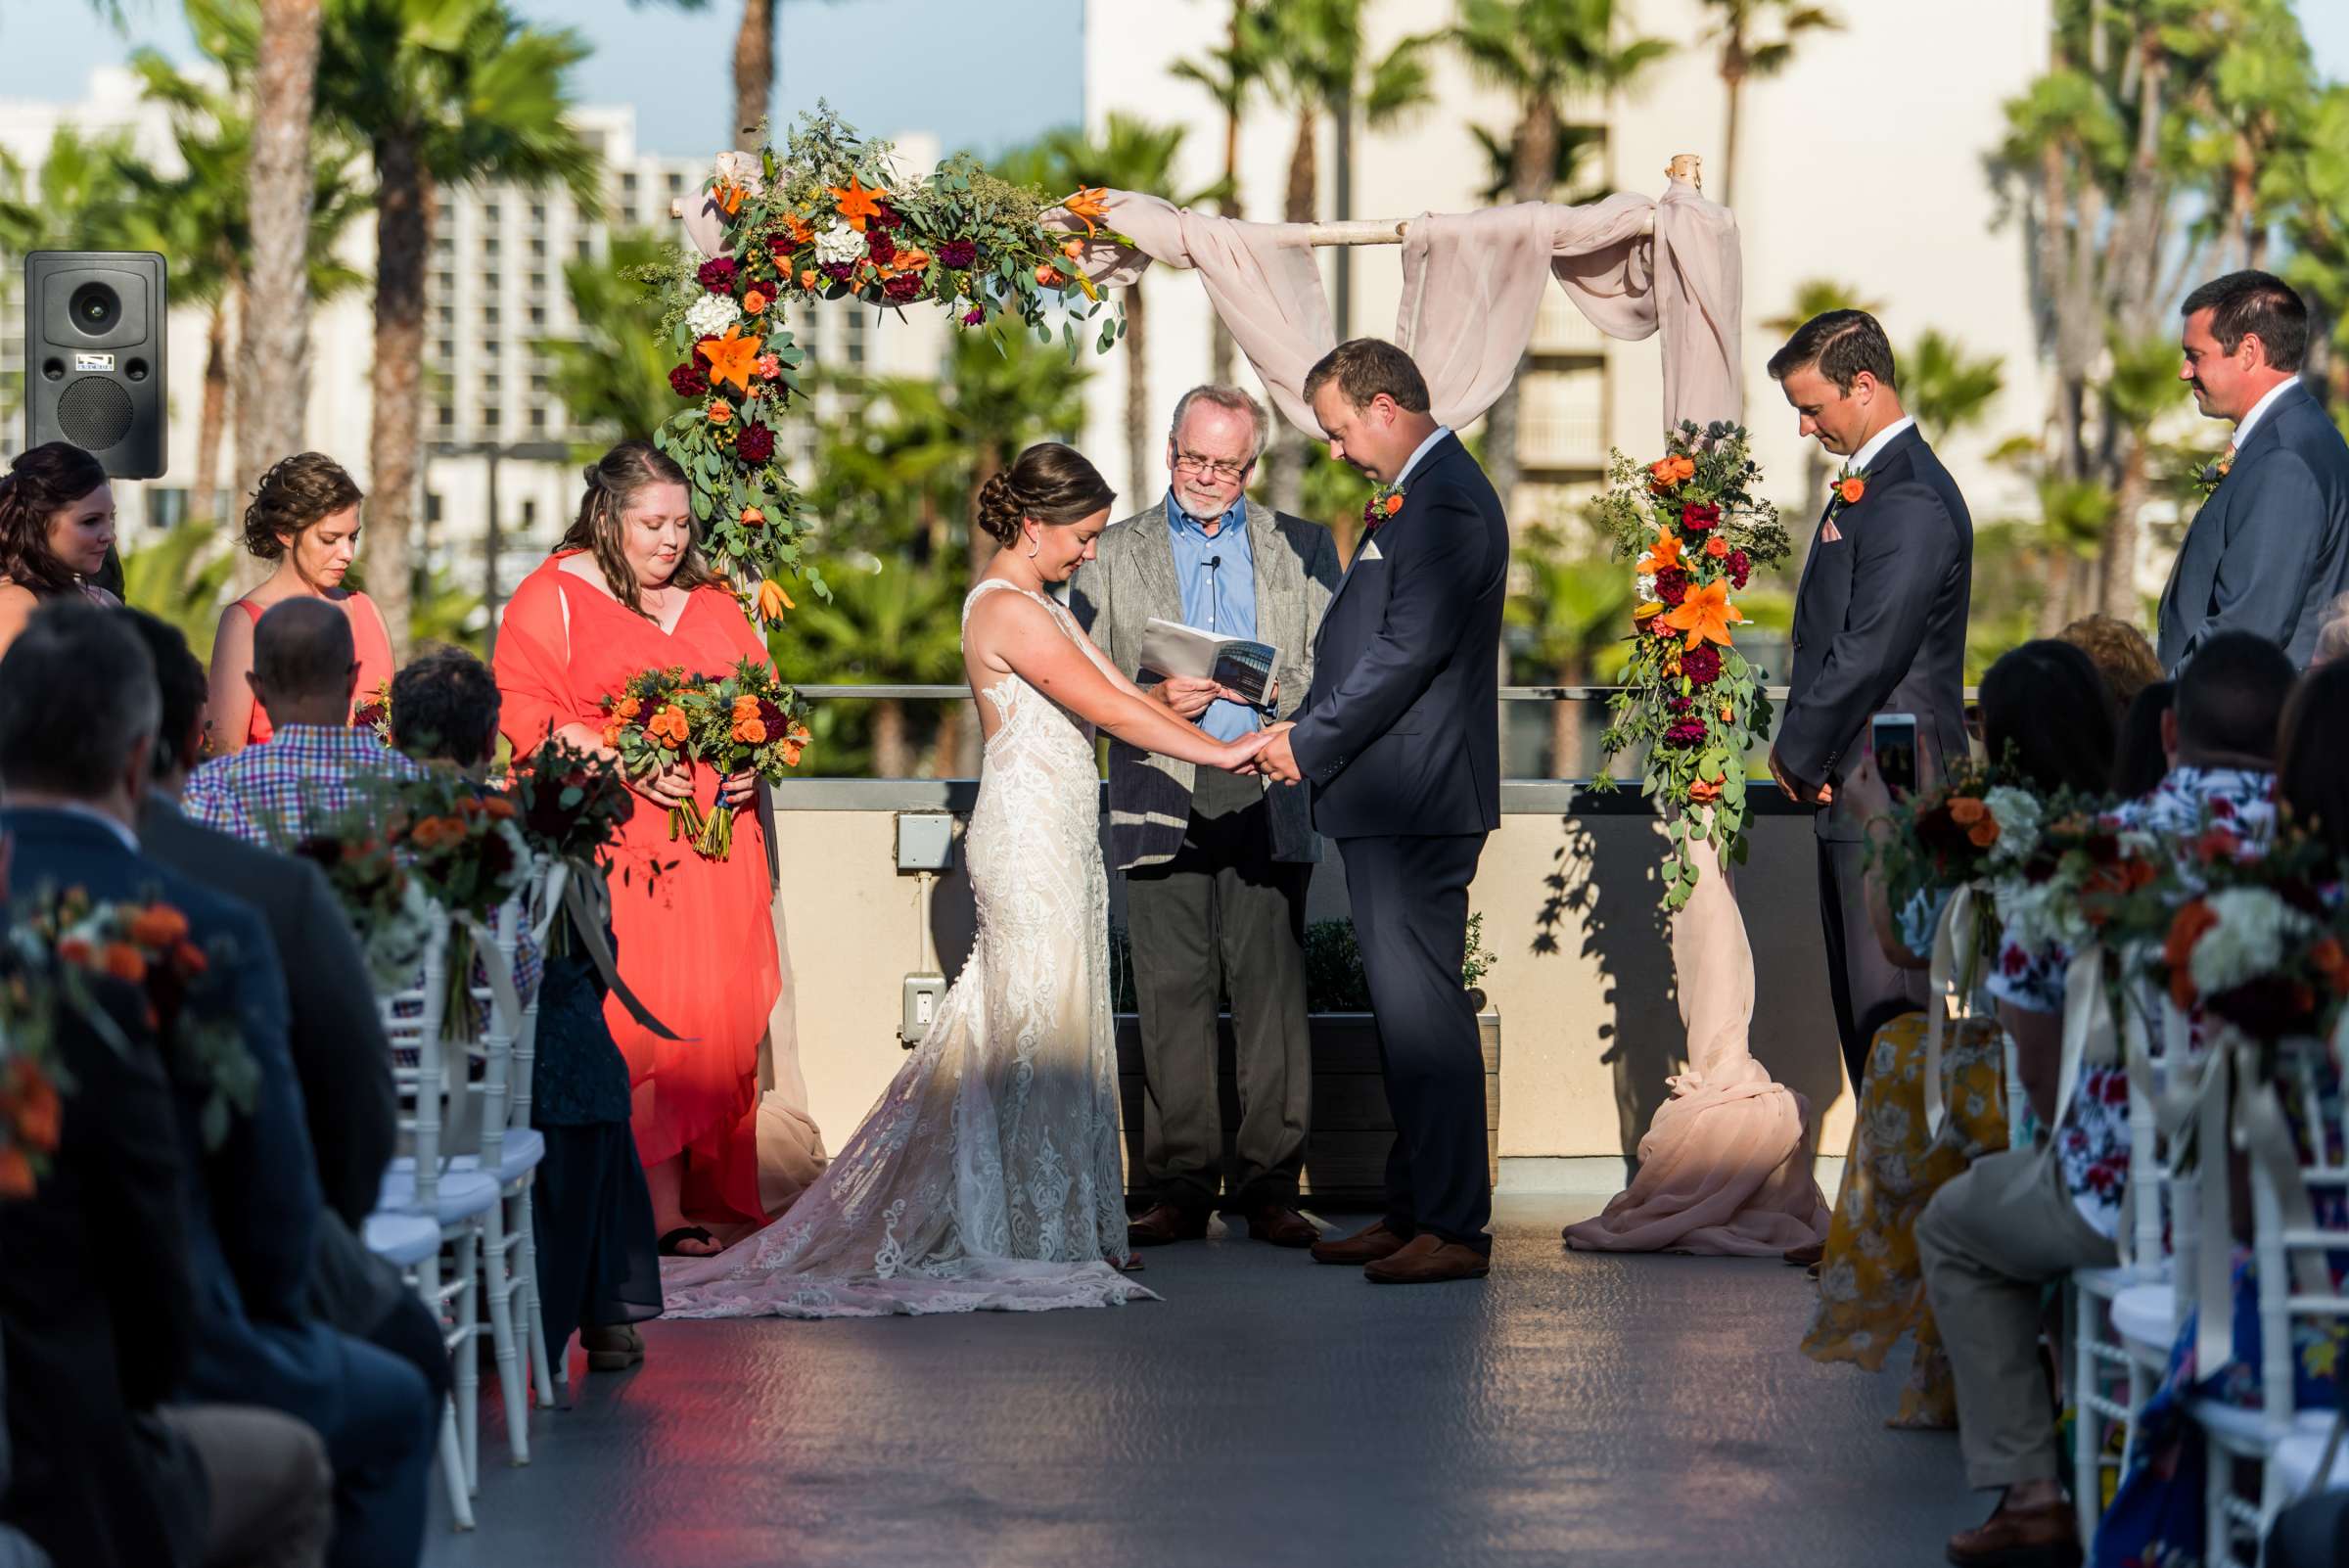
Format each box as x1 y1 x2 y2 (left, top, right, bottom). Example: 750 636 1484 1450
1589 422 1793 909
651 106 1127 629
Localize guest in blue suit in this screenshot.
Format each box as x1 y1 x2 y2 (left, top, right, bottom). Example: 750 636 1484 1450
2158 269 2349 671
0 603 434 1568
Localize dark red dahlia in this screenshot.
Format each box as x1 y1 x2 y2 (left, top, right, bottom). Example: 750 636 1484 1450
768 231 797 259
866 229 898 265
668 362 709 397
734 423 776 464
697 257 737 295
870 202 903 230
1727 548 1751 589
1681 502 1720 531
820 261 856 282
938 239 978 269
756 698 789 731
883 272 925 303
1667 696 1695 715
1655 568 1690 607
960 306 986 326
1663 719 1709 748
1681 643 1722 686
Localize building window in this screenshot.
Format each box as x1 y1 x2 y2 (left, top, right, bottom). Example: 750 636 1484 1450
480 406 501 428
530 203 547 226
529 239 546 260
433 270 453 293
527 270 546 292
483 238 500 258
575 238 593 260
426 492 443 524
521 497 537 527
435 339 454 361
483 305 500 326
530 373 550 394
484 338 501 355
436 405 453 427
482 372 501 392
528 406 547 430
528 305 545 326
620 171 638 196
666 172 684 194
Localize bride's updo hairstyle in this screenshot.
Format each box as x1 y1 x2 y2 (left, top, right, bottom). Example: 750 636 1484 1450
559 438 722 616
973 442 1116 548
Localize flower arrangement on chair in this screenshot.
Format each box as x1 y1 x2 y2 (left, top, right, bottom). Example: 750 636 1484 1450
1589 421 1793 907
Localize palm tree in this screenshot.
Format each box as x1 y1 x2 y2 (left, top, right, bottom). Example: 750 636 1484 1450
535 229 680 452
1697 0 1841 210
1245 0 1436 506
627 0 837 144
768 548 964 777
1900 328 2004 440
226 0 327 529
1170 2 1267 382
310 0 601 655
1030 115 1223 502
119 520 239 660
1450 0 1669 511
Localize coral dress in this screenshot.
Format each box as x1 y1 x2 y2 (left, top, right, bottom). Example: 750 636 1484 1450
493 553 780 1227
235 590 395 744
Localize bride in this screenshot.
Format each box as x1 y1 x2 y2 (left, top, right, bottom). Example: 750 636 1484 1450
664 442 1273 1316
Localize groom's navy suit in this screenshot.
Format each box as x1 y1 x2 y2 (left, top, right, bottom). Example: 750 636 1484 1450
1775 423 1972 1089
1288 431 1508 1251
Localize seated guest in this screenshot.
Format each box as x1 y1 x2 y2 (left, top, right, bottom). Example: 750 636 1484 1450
206 454 393 754
182 598 420 847
2057 614 2164 721
0 604 435 1568
125 612 449 1414
1805 640 2117 1428
1917 628 2295 1567
2279 659 2349 851
0 440 120 663
0 969 331 1568
390 650 661 1370
2110 679 2175 800
2312 589 2349 668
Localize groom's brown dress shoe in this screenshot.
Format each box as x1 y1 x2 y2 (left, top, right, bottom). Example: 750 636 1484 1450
1243 1203 1318 1248
1363 1234 1491 1285
1126 1203 1210 1247
1944 1499 2082 1567
1310 1220 1408 1266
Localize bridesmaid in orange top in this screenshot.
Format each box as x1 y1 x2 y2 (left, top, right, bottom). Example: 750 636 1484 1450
207 453 395 752
493 439 779 1254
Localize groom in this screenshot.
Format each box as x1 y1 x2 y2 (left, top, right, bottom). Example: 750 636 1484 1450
1254 339 1509 1285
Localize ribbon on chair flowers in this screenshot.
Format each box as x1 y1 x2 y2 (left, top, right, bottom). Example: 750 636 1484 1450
1922 885 1985 1138
2054 945 2118 1154
455 911 527 1044
560 861 687 1041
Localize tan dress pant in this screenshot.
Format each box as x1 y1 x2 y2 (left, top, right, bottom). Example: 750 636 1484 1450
159 1406 334 1568
1915 1144 2118 1491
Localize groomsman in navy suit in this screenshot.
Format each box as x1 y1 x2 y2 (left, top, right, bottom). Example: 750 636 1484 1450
2157 270 2349 671
1766 311 1973 1099
1253 339 1509 1286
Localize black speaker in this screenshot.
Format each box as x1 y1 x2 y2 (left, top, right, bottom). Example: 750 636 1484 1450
23 251 167 479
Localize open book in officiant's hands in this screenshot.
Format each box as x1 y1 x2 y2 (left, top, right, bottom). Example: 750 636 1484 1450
1138 618 1280 709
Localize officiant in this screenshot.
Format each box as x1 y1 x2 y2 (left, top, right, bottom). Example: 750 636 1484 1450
1069 385 1340 1248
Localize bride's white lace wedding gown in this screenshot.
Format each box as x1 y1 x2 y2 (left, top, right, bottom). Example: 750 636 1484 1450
662 580 1154 1316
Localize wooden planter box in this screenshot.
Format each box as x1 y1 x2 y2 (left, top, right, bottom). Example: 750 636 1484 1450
1112 1010 1500 1204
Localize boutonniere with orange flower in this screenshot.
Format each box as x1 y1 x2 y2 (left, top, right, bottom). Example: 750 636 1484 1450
1828 465 1867 513
1363 482 1406 532
2194 442 2236 497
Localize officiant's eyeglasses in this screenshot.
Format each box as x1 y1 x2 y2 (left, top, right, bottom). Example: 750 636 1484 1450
1172 450 1256 482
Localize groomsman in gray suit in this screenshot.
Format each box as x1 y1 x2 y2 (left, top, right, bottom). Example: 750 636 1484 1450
2157 270 2349 671
1069 385 1340 1248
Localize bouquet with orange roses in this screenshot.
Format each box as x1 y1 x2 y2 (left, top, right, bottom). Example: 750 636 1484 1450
601 666 704 843
675 657 811 858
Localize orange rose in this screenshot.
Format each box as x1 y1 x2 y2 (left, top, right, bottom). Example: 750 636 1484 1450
0 1146 30 1200
173 941 207 978
410 815 468 850
55 937 91 970
1647 454 1696 491
743 289 768 315
781 740 805 766
1704 535 1730 559
482 796 515 820
800 269 818 289
1948 797 1987 825
615 696 643 720
1833 476 1866 506
601 720 623 748
1036 263 1067 287
741 506 765 528
1967 817 2000 848
733 717 767 744
2164 899 2219 1008
1381 493 1405 516
708 399 734 426
1060 239 1084 258
128 902 189 949
102 942 146 985
6 1060 60 1152
1687 775 1723 804
2311 936 2349 996
733 694 760 721
649 705 689 748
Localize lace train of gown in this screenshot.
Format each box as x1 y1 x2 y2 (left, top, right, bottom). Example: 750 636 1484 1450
662 582 1154 1316
1562 845 1829 1256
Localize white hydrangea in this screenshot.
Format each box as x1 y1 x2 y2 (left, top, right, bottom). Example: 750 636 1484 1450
1992 876 2087 958
1981 785 2043 870
684 293 742 338
1635 572 1658 601
813 224 865 265
2189 887 2316 998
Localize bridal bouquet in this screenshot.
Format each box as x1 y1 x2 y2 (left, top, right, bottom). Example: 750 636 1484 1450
601 667 703 843
1589 422 1793 906
675 659 811 859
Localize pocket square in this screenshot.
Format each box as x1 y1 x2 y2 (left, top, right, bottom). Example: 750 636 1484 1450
1819 519 1843 543
1359 537 1385 562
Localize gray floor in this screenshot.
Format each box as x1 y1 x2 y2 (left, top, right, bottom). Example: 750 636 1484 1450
426 1197 1984 1568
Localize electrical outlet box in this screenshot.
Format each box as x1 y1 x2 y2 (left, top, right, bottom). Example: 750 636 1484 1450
896 811 954 872
900 972 945 1047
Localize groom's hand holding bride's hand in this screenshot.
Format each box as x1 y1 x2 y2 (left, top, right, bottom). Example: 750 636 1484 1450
1217 728 1277 774
1250 722 1303 785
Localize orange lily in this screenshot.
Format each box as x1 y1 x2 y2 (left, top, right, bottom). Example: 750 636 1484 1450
714 181 746 215
829 176 886 231
1636 531 1684 575
780 211 814 247
1661 578 1744 648
757 579 794 620
699 325 763 394
1062 186 1112 236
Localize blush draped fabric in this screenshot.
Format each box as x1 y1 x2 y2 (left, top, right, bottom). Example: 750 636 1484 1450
493 555 782 1229
1048 179 1741 438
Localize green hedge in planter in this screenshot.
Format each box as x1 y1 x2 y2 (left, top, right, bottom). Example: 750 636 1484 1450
1107 912 1490 1014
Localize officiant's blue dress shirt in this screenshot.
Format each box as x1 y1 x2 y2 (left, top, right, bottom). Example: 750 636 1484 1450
1165 492 1261 741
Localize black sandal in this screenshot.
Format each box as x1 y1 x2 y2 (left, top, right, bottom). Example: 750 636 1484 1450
659 1225 719 1257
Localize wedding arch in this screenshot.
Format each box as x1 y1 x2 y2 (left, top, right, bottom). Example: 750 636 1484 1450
668 111 1823 1256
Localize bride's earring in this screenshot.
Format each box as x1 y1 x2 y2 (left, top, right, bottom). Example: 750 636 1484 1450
1025 530 1040 560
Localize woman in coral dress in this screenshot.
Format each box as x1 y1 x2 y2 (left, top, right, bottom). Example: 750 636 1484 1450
493 439 778 1254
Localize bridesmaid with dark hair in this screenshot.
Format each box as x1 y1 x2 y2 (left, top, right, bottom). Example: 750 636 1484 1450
0 440 118 661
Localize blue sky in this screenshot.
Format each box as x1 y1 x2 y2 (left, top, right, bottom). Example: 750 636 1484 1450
0 0 1086 160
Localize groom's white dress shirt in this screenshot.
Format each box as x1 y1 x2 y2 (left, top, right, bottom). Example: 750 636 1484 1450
1846 415 1915 476
2230 377 2298 449
1395 424 1453 490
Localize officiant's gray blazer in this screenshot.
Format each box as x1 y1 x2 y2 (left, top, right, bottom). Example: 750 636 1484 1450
1069 497 1340 870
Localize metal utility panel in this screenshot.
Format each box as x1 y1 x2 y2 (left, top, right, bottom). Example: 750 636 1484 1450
896 811 954 872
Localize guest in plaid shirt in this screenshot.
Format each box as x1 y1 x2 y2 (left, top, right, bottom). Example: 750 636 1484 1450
182 598 421 846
